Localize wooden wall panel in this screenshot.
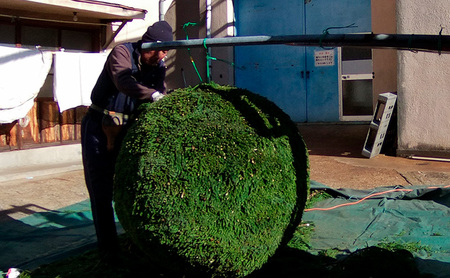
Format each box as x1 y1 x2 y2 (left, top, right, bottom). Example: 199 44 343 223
0 122 15 150
0 99 87 151
61 109 75 141
75 106 88 139
39 99 61 143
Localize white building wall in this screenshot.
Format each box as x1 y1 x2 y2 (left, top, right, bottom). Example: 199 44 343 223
397 0 450 157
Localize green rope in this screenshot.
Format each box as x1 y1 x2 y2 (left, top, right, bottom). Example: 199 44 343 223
207 54 237 67
183 22 203 82
203 37 242 81
183 22 245 83
204 38 211 82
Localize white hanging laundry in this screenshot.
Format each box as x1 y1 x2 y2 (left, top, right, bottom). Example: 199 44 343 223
53 52 108 112
0 46 53 124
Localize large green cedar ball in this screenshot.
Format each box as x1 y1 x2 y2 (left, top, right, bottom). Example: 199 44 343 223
114 83 309 277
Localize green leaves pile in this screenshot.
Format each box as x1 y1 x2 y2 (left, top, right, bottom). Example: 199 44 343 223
114 83 309 277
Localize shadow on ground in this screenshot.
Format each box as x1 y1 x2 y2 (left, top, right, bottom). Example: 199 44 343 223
25 237 439 278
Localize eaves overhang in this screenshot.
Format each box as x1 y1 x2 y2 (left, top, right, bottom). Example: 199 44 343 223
0 0 147 25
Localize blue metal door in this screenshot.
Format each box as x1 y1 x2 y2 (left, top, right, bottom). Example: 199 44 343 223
234 0 307 122
304 0 372 121
235 0 371 122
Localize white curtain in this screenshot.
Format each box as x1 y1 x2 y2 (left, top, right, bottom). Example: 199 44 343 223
0 46 52 124
53 52 108 112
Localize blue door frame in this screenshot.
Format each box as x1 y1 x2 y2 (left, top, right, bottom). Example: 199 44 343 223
235 0 371 122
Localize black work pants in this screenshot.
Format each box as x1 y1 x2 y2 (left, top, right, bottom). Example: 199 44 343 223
81 111 122 254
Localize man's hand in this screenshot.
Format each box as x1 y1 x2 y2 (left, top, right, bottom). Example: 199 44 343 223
152 91 165 102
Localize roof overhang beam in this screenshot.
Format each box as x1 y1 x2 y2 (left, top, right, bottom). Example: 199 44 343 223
0 0 147 24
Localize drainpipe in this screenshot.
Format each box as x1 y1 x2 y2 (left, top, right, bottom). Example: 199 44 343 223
206 0 212 82
159 0 166 21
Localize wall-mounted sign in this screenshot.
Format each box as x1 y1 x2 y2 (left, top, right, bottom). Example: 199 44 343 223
314 50 335 67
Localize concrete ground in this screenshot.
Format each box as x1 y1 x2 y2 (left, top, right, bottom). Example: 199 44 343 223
1 123 449 222
298 124 450 189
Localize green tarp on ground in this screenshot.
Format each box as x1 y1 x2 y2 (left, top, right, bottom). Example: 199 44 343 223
0 201 123 271
0 183 448 277
303 182 450 278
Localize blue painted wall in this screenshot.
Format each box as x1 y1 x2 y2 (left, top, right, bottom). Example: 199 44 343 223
235 0 307 121
235 0 371 122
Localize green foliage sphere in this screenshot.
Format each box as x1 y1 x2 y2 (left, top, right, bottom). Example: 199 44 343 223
114 83 309 277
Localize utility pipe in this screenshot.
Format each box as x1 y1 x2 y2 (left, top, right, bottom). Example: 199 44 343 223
159 0 166 21
142 33 450 54
409 156 450 163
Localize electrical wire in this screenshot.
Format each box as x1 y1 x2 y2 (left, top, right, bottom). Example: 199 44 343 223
304 185 450 212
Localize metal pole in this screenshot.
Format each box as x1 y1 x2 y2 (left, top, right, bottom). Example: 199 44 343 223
159 0 166 21
142 33 450 53
205 0 212 82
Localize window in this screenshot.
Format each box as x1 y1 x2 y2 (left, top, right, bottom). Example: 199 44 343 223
61 29 93 51
21 26 58 47
0 23 15 44
0 20 99 51
341 47 374 119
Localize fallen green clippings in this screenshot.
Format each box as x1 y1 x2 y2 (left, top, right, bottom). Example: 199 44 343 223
20 235 167 278
285 189 332 252
377 240 433 257
306 190 333 209
335 246 429 278
286 221 315 251
318 248 343 259
21 234 433 278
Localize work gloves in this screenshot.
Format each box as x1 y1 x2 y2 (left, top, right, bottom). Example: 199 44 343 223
152 91 165 102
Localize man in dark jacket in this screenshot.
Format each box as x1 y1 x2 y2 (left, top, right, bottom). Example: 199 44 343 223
81 21 173 259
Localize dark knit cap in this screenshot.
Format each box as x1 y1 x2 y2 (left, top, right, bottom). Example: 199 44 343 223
142 21 173 43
